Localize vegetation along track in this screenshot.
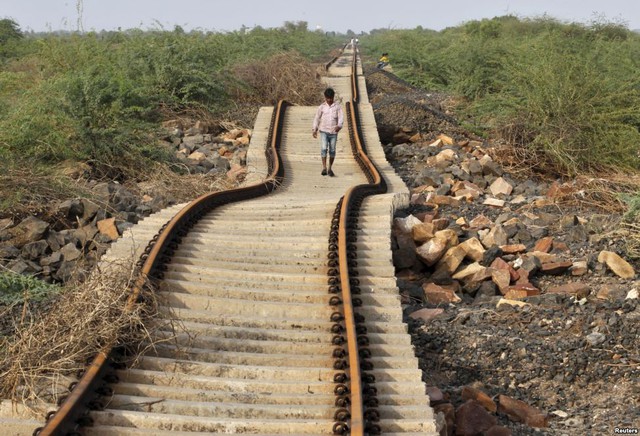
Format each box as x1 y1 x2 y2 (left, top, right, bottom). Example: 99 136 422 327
2 42 438 435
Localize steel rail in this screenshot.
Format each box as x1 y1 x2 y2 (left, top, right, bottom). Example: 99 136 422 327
35 42 384 436
325 42 349 71
35 101 291 436
336 42 388 435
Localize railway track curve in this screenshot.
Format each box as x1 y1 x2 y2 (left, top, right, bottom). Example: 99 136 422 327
1 42 438 435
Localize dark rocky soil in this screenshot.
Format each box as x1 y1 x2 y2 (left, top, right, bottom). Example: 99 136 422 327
367 67 639 435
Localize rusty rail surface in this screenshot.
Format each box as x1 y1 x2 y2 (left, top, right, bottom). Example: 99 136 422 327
334 45 388 435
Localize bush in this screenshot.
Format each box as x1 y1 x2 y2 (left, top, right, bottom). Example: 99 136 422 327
360 17 640 176
230 51 325 105
0 272 61 305
0 26 340 183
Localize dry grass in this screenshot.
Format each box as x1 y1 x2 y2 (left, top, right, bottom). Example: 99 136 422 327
0 163 92 221
230 51 326 106
491 140 640 260
489 143 640 213
134 162 237 203
488 141 563 180
0 259 163 412
0 161 233 414
0 160 236 224
621 222 640 260
0 138 245 414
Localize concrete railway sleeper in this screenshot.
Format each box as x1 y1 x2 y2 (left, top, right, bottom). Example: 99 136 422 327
0 41 437 435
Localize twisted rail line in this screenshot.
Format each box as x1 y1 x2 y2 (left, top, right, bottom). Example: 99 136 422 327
2 42 437 435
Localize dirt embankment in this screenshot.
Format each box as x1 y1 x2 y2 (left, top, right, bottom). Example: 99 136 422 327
366 66 639 436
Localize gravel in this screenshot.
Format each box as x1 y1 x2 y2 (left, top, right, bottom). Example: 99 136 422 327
368 68 640 435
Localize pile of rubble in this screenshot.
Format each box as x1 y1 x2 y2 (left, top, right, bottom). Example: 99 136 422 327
163 120 251 180
365 57 638 436
0 125 252 283
383 133 639 435
391 135 636 306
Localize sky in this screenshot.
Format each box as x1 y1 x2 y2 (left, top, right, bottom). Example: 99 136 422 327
2 0 639 34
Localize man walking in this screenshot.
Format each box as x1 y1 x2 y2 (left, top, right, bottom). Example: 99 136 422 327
312 88 344 177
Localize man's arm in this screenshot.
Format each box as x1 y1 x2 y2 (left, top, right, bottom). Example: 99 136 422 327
312 104 323 137
336 105 344 133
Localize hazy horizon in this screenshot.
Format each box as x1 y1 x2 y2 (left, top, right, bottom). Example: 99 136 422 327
2 0 639 34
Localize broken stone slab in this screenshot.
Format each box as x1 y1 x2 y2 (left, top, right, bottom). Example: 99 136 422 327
490 257 519 281
456 399 498 435
411 222 435 244
426 193 462 207
393 215 422 234
497 394 548 428
596 284 628 301
5 216 50 249
97 218 120 241
459 237 485 262
499 244 526 254
597 250 636 279
480 224 508 248
504 283 541 299
422 282 462 304
425 386 446 407
392 231 418 269
491 268 511 294
435 245 467 275
546 282 590 299
408 307 445 323
452 262 487 282
533 236 554 253
489 176 514 197
570 260 589 276
461 386 497 413
469 214 493 229
483 197 506 208
540 260 573 275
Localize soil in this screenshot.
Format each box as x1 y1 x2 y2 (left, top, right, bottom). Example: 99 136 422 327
366 66 640 435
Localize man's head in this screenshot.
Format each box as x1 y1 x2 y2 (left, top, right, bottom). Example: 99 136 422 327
324 88 335 103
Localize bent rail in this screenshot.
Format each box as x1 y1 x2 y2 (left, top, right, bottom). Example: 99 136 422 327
335 109 387 435
36 102 291 436
332 44 389 435
21 42 436 436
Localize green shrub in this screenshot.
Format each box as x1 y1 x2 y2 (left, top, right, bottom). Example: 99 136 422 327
0 26 339 172
360 17 640 176
0 272 62 305
622 193 640 222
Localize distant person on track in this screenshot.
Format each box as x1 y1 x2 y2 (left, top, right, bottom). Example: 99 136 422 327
312 87 343 177
376 52 389 69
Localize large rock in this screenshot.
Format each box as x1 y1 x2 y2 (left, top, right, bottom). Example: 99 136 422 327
497 395 548 428
597 251 635 279
455 399 497 435
5 216 49 249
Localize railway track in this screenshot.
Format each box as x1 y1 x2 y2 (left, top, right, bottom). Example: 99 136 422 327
1 42 438 435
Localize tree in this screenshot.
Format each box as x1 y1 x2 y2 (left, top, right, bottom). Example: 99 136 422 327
0 18 23 44
282 21 308 33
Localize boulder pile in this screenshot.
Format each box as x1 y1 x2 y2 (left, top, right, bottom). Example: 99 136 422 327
382 132 639 435
0 124 252 284
389 134 637 307
162 119 252 180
